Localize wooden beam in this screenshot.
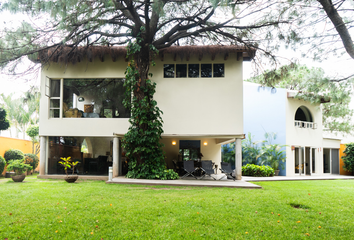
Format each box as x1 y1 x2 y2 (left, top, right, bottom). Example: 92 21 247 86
211 53 216 61
199 53 203 61
237 52 242 61
224 53 229 61
173 53 177 61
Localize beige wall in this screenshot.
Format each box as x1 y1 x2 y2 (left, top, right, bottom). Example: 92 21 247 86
285 97 324 176
40 53 244 137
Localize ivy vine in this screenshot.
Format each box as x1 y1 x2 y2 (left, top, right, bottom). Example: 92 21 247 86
122 30 178 180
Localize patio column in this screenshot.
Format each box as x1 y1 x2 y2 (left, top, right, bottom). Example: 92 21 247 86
112 137 120 178
235 138 242 180
39 136 46 176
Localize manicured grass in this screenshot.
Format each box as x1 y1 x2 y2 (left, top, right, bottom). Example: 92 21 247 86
1 176 353 239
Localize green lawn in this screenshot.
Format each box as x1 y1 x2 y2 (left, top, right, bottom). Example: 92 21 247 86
0 176 353 239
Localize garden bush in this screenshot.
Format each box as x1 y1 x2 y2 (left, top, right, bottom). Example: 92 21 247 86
4 149 24 163
242 164 274 177
0 156 5 175
24 153 39 170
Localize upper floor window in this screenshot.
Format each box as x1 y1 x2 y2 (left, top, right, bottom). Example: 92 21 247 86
164 63 224 78
47 78 130 119
294 106 316 129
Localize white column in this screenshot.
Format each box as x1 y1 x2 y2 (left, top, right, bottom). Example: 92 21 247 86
39 136 47 176
235 138 242 180
112 137 120 177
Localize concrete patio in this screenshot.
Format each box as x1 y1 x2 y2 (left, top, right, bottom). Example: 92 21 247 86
106 174 354 188
107 174 261 188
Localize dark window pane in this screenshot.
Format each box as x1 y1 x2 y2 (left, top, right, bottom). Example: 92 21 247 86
164 64 175 78
50 109 60 118
50 99 60 108
188 64 199 78
213 64 224 77
50 79 60 97
201 64 212 78
176 64 187 78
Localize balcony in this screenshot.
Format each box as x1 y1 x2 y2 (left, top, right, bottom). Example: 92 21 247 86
294 121 317 129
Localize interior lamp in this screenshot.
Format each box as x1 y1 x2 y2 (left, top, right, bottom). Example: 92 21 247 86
203 141 208 146
172 141 177 145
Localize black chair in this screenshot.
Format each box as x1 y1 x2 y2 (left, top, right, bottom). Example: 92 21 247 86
220 162 235 181
200 160 216 180
181 161 198 179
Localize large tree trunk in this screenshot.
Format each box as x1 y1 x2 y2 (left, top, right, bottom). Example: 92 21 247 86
318 0 354 59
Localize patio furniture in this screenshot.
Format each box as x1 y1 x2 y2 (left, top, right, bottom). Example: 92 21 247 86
181 161 198 179
200 160 216 180
219 162 235 181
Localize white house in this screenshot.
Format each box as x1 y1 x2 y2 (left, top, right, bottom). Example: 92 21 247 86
36 45 255 179
244 82 341 176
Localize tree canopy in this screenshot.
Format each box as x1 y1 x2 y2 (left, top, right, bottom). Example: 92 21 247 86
247 64 353 134
0 107 10 132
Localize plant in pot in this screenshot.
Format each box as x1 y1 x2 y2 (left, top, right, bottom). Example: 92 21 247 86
6 159 33 182
58 156 79 183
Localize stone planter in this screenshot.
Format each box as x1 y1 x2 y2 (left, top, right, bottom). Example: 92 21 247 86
11 174 26 182
274 170 280 176
64 175 78 183
5 172 15 178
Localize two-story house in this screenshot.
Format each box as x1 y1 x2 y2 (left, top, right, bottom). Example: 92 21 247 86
244 82 341 176
36 45 255 180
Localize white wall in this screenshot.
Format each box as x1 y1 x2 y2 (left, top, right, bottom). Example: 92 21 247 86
285 97 324 176
40 53 244 137
152 54 244 135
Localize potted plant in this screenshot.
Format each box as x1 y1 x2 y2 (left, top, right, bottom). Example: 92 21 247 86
6 160 33 182
58 156 79 183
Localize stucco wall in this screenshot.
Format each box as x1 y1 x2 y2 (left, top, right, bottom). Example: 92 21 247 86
40 53 244 137
339 143 353 175
285 98 324 176
243 82 287 175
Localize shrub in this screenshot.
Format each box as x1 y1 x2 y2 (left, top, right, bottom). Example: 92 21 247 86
0 156 5 176
242 164 274 177
342 142 354 174
7 160 32 175
24 153 39 170
4 149 25 163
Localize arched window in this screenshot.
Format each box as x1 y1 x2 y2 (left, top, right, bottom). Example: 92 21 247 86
295 106 313 122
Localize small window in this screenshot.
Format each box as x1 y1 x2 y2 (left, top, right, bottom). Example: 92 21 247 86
188 64 199 78
213 64 224 77
176 64 187 78
295 106 313 122
201 64 212 78
164 64 175 78
49 79 61 118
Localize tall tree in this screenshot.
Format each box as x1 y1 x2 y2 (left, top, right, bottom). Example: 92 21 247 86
247 64 353 134
0 107 10 133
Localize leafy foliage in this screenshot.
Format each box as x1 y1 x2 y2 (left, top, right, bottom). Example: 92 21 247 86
258 132 286 170
26 125 40 154
0 107 10 131
342 143 354 174
242 133 261 165
242 164 274 177
24 153 39 171
58 156 79 176
247 64 354 133
6 159 32 175
4 149 24 163
122 36 178 180
221 142 235 169
0 156 5 175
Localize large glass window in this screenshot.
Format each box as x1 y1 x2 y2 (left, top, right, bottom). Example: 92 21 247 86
48 136 113 175
176 64 187 78
48 78 130 118
164 64 175 78
188 64 199 78
213 64 224 77
201 64 212 78
179 140 201 161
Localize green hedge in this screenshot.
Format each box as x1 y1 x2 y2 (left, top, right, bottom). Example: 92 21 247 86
0 156 5 176
242 164 274 177
4 149 25 163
